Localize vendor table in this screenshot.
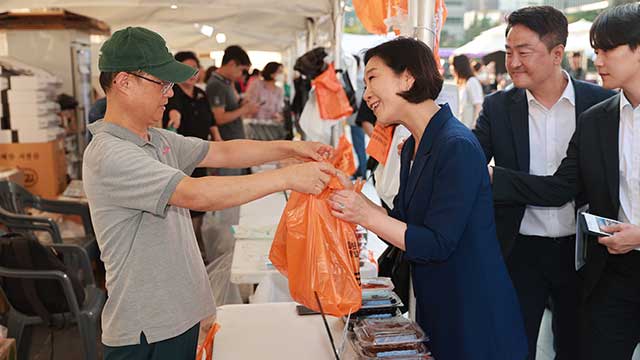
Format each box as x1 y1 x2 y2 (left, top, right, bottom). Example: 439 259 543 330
212 302 356 359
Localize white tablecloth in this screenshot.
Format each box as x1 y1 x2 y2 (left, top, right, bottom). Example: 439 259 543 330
212 302 356 359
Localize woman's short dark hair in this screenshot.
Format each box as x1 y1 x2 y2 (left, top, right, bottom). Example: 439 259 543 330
506 6 568 51
590 3 640 51
452 55 474 81
174 51 200 67
262 62 282 81
364 37 443 103
222 45 251 66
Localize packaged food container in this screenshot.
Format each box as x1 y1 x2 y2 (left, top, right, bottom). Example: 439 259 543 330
362 290 395 303
354 317 427 346
350 335 433 359
343 309 402 330
361 292 403 310
362 277 395 293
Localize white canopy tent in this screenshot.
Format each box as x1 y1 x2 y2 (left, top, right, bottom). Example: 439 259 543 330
454 24 507 56
454 19 595 56
0 0 336 54
565 19 593 53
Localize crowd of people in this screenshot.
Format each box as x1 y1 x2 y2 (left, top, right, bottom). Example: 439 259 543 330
80 3 640 360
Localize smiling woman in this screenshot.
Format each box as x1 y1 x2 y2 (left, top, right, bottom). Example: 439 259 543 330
330 37 528 360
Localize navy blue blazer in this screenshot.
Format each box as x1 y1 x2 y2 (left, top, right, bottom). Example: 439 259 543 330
473 79 616 256
391 104 528 360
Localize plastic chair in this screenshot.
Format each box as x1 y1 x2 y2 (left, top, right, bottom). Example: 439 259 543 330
0 229 105 360
0 180 99 261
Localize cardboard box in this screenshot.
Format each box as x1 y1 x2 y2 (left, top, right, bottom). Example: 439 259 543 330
0 138 67 198
10 114 60 131
9 101 59 117
17 127 63 143
7 89 52 104
0 167 24 186
0 130 17 144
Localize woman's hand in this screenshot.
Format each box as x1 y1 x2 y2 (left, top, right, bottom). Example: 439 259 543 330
329 190 375 227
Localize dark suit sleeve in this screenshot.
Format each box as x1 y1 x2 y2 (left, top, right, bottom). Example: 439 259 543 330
492 117 583 207
404 137 484 263
472 97 494 164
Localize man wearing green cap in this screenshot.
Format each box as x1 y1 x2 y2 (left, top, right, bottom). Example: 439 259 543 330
83 27 336 360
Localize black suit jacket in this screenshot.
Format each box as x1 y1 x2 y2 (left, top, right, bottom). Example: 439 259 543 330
473 79 615 257
491 93 640 299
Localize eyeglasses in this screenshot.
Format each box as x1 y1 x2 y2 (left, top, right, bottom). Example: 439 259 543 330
127 72 174 95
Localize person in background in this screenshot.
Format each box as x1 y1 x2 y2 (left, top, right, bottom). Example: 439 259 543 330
206 45 257 147
489 4 640 359
568 52 585 80
162 51 221 262
331 37 528 360
245 62 284 124
57 93 79 132
347 54 367 178
450 54 484 128
85 27 336 360
473 6 615 359
195 64 207 91
245 68 260 91
203 65 218 85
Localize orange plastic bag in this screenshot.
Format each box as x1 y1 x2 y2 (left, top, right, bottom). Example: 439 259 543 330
196 323 220 360
332 135 356 176
313 63 353 120
269 175 364 317
366 124 395 165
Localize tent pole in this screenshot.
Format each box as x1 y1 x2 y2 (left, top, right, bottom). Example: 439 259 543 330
306 17 317 51
331 0 345 147
415 0 436 48
333 0 343 70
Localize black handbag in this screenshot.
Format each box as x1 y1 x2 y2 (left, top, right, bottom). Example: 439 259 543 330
377 244 410 314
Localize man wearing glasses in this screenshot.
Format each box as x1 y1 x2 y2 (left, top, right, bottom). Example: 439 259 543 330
83 27 336 360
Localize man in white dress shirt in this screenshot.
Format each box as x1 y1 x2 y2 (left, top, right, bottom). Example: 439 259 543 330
474 6 615 359
488 3 640 359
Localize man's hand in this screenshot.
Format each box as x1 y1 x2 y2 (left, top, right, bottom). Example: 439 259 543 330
598 223 640 254
240 99 259 117
283 161 335 195
290 141 334 162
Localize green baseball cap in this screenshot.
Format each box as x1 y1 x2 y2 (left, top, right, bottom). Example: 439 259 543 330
99 27 196 83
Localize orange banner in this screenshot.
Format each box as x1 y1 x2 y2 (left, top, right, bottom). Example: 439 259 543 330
352 0 408 35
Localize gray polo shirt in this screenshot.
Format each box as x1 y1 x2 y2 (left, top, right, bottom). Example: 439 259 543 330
82 120 216 346
206 72 246 140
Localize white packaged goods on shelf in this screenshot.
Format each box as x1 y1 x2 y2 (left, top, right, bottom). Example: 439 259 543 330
0 130 15 144
7 89 53 104
10 75 61 91
9 101 59 117
10 114 60 131
17 127 63 143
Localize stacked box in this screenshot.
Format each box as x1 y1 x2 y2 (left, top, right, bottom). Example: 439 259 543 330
7 74 62 143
